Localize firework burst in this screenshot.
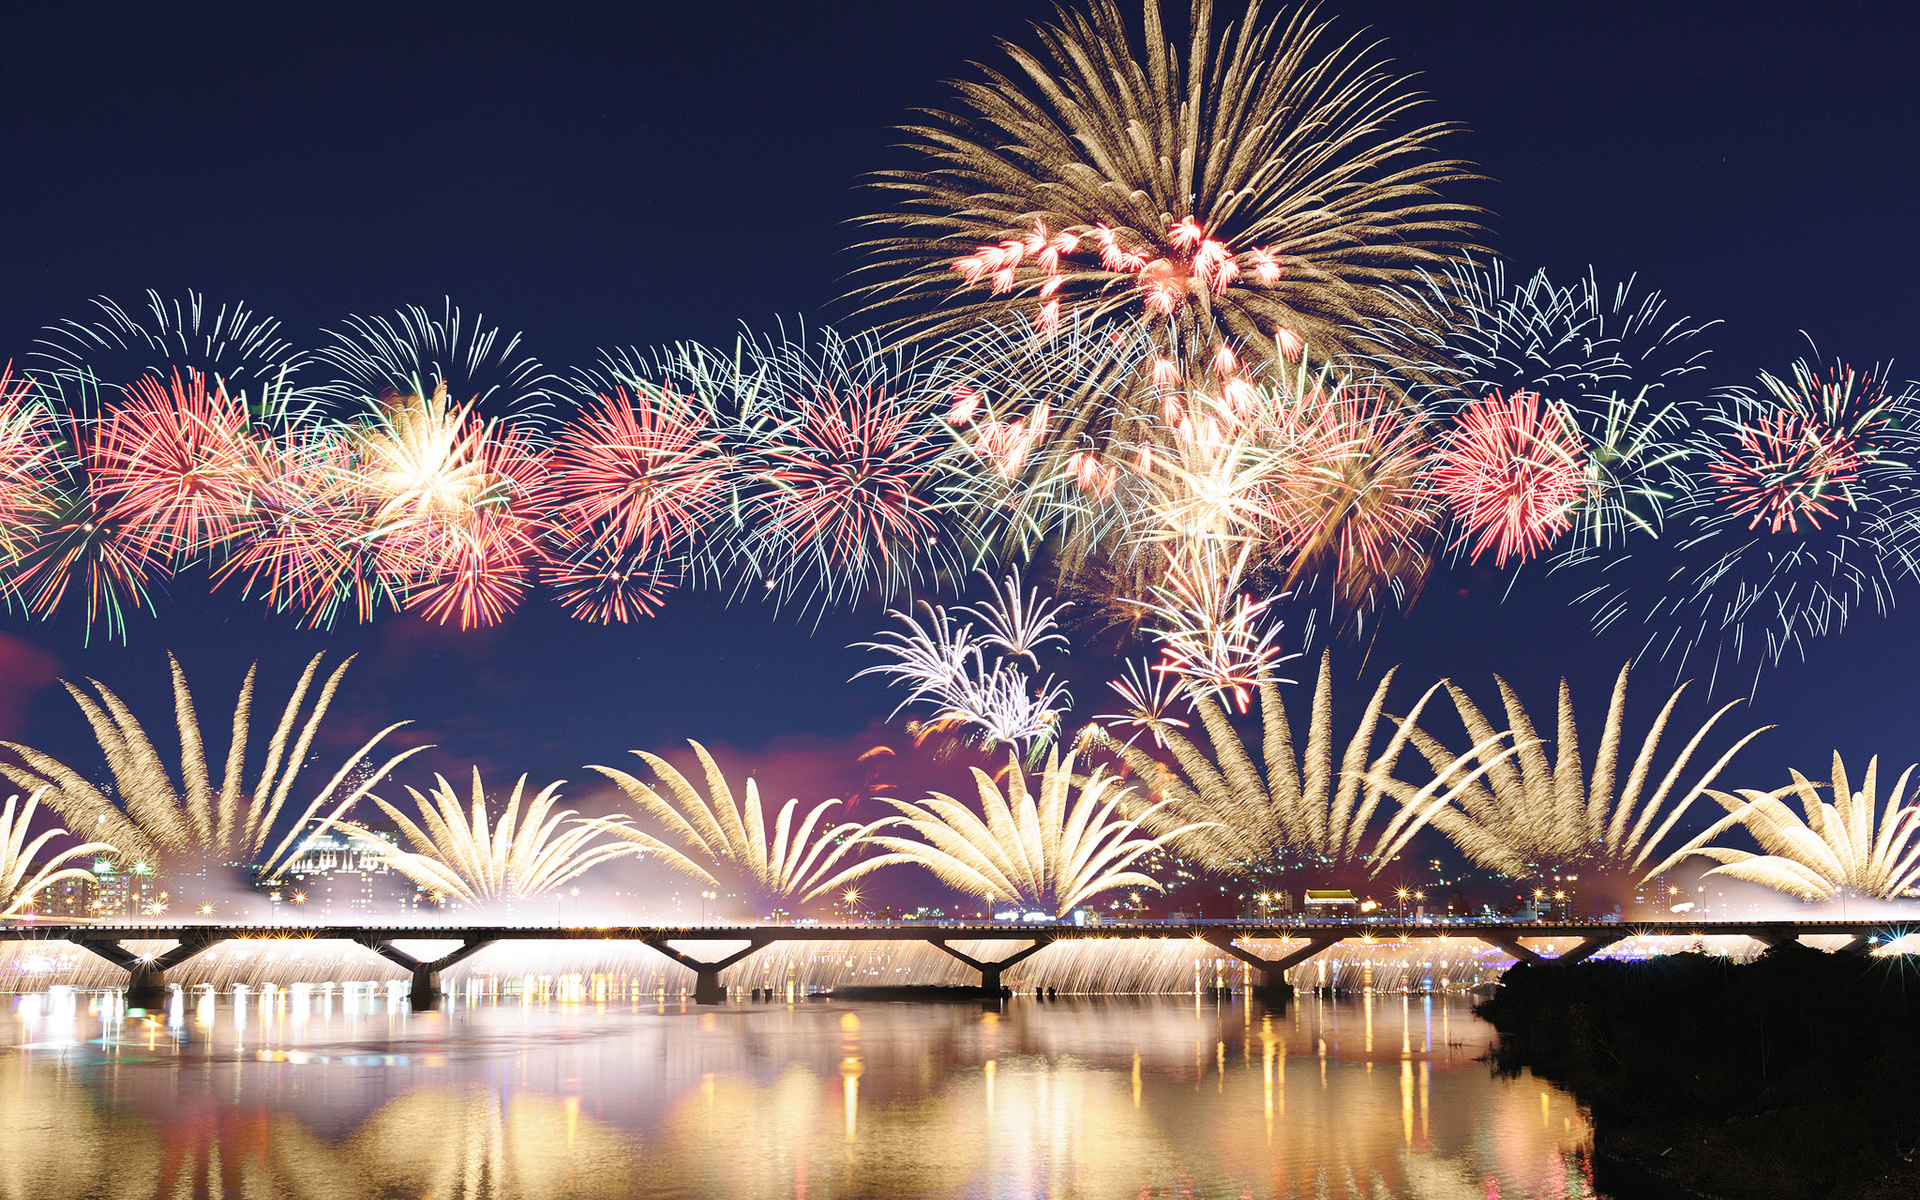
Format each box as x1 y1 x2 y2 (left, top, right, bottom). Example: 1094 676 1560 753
360 769 637 905
1390 263 1712 550
587 740 894 907
1432 389 1590 567
856 0 1483 376
859 748 1211 915
1572 354 1920 696
854 569 1074 754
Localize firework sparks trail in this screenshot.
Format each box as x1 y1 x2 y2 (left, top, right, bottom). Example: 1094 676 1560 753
357 769 638 905
1432 389 1590 567
857 748 1215 915
587 740 897 907
1126 544 1295 712
853 569 1074 753
315 300 567 423
1693 752 1920 901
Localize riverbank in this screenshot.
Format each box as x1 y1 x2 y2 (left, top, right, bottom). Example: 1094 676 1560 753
1477 944 1919 1199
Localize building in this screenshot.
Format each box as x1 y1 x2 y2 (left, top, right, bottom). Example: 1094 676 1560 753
269 830 421 916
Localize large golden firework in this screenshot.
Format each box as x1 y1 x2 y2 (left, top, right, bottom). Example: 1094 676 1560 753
1385 664 1770 881
0 653 424 878
855 0 1482 390
1084 650 1514 873
859 747 1210 914
361 769 637 905
588 740 893 906
1692 753 1920 901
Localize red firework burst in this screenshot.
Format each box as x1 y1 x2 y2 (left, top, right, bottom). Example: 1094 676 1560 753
1262 382 1435 592
89 369 255 559
1708 410 1862 534
1432 389 1588 567
210 431 391 628
542 385 729 559
751 388 941 581
360 397 551 629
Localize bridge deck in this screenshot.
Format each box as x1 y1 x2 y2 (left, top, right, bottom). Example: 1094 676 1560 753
0 918 1902 942
6 919 1904 1010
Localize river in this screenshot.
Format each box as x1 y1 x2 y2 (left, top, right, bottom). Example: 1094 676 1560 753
0 986 1598 1199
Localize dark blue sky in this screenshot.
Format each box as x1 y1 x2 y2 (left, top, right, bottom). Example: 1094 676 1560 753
0 1 1915 811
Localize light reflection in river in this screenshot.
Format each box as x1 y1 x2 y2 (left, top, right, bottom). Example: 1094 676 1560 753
0 986 1597 1199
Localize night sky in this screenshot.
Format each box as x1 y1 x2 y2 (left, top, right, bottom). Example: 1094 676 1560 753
0 1 1916 867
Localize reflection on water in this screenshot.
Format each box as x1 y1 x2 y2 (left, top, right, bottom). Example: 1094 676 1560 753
1 986 1597 1198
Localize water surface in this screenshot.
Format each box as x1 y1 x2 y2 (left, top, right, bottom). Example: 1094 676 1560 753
2 987 1598 1198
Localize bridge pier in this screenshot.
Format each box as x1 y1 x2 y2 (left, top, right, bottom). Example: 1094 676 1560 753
355 936 497 1010
73 933 221 1012
1203 932 1343 999
644 936 771 1003
1481 931 1628 967
930 937 1051 996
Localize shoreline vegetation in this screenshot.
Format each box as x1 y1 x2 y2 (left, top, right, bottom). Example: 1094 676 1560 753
1475 945 1920 1200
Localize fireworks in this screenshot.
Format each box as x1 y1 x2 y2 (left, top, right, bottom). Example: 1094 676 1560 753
1382 663 1770 882
34 289 310 400
359 769 637 905
861 748 1209 914
855 0 1482 375
853 571 1074 754
315 300 566 422
1572 355 1920 696
0 790 114 918
1125 545 1291 712
1432 389 1589 567
0 653 427 880
1705 362 1889 535
587 740 892 907
1692 753 1920 901
1084 650 1515 872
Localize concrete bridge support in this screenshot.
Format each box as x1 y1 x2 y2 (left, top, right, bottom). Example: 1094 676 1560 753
930 937 1052 996
644 936 772 1003
355 936 497 1010
73 933 221 1011
1204 933 1344 999
1480 931 1627 967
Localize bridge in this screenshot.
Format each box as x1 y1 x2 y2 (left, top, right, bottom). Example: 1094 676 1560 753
1 918 1906 1010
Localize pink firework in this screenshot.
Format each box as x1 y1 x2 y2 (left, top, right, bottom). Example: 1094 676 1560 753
1432 389 1588 567
541 385 729 559
952 216 1283 331
210 431 391 628
1274 383 1434 593
88 369 256 559
398 502 546 629
1708 410 1862 534
752 388 941 578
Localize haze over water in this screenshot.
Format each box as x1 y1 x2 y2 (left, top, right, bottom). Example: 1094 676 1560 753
0 988 1596 1199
